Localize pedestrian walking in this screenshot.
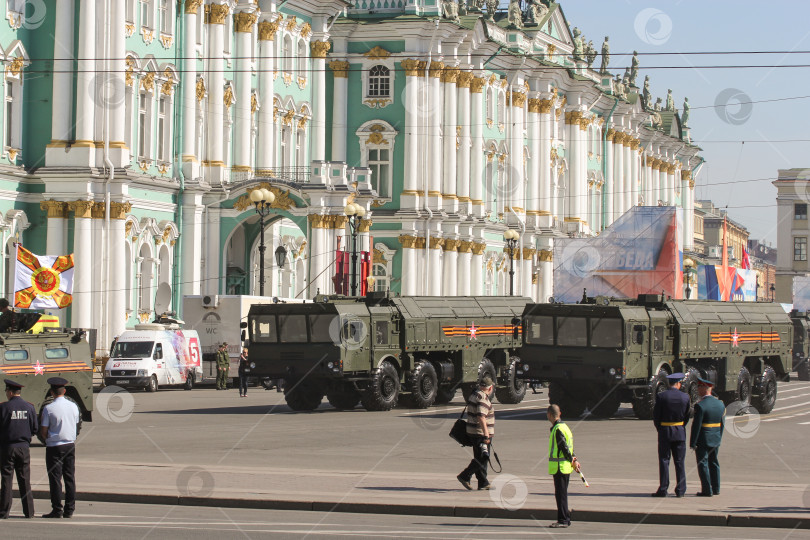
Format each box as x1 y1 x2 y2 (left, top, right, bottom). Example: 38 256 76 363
651 373 691 498
39 377 80 518
0 379 37 518
547 404 580 528
690 377 724 497
238 347 250 397
216 343 230 390
457 375 495 491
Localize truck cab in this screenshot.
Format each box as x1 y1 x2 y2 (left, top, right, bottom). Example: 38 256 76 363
790 310 810 380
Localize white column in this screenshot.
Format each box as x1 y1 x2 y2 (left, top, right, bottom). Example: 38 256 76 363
643 155 654 205
442 68 458 213
70 202 94 329
311 39 330 161
401 60 421 209
330 60 349 162
538 98 553 217
521 246 534 299
257 20 278 174
604 132 614 226
205 207 222 295
400 237 418 296
509 90 525 221
566 112 581 222
630 142 640 208
108 0 127 163
49 0 74 147
623 140 632 212
75 0 96 149
668 166 677 206
613 134 624 220
181 1 199 169
527 99 540 224
470 243 484 296
538 238 553 303
682 171 694 250
470 78 484 217
428 62 443 209
457 73 471 214
652 160 661 205
233 11 257 172
109 204 127 338
181 191 204 296
206 4 228 177
442 242 458 297
428 237 442 295
456 243 471 296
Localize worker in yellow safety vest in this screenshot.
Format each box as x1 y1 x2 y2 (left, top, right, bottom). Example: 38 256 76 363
547 404 580 529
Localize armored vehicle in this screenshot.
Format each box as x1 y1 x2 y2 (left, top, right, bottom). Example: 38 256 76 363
790 310 810 381
518 295 792 419
0 315 93 421
246 294 529 411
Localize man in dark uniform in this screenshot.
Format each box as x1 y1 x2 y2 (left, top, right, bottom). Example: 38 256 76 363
651 373 691 498
690 376 724 497
0 379 38 518
0 299 15 333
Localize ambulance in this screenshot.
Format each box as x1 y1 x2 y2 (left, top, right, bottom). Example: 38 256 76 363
104 323 202 391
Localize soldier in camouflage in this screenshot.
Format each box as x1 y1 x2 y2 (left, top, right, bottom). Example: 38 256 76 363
216 343 230 390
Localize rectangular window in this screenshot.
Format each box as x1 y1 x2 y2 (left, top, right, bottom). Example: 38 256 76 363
375 321 389 345
368 147 390 198
126 0 135 23
526 315 554 345
251 315 277 343
159 0 170 34
156 97 166 161
796 203 807 220
653 326 665 352
4 349 28 362
138 94 147 158
309 314 336 343
795 237 807 261
590 318 623 348
4 82 12 149
279 314 307 343
140 0 151 28
556 316 588 347
368 66 390 98
45 348 69 359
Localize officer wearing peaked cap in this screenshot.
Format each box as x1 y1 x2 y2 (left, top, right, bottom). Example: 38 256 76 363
651 372 691 498
39 376 80 518
0 379 37 518
690 376 724 497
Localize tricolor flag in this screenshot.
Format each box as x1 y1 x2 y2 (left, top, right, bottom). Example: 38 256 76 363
14 246 74 309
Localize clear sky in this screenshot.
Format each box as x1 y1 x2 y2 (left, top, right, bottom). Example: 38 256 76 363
505 0 810 245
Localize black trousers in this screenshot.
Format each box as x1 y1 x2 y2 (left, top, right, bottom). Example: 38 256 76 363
239 373 249 395
459 436 490 488
0 446 34 517
553 472 571 524
657 439 687 495
45 444 76 514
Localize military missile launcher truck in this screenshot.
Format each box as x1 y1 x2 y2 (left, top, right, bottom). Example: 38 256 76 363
517 295 792 419
0 315 93 421
790 310 810 381
246 293 529 411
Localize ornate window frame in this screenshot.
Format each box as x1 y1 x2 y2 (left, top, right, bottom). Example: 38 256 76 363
356 120 398 200
3 42 28 163
372 242 396 292
158 0 175 48
359 47 395 109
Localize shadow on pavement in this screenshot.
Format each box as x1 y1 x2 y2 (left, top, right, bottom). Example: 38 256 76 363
726 506 810 514
359 486 454 494
142 405 345 415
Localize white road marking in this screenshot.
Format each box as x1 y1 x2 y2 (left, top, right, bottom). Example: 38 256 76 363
775 384 810 394
772 400 810 412
400 398 548 416
773 392 810 401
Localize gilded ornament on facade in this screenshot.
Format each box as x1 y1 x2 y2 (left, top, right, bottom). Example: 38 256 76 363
141 71 155 93
258 20 280 41
297 116 309 130
546 43 556 60
428 61 445 78
161 68 175 96
398 235 416 249
157 163 169 175
471 242 487 255
286 17 298 32
329 60 350 78
457 71 474 88
110 202 132 220
488 74 497 86
364 46 391 59
470 76 486 94
400 59 420 77
141 28 154 44
125 57 135 87
40 200 68 219
300 22 311 39
441 66 460 84
281 109 295 126
311 41 331 58
196 77 206 102
282 73 292 86
68 200 94 219
297 77 307 90
162 228 172 242
508 91 526 108
234 12 257 33
363 98 392 109
251 93 258 114
223 85 234 108
208 4 229 24
372 248 386 264
366 132 388 145
442 239 461 252
125 221 133 237
234 184 297 212
125 23 135 37
6 56 24 77
184 0 203 15
429 237 444 250
159 34 173 48
139 160 150 171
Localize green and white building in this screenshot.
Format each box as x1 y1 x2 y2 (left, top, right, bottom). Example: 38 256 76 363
0 0 700 349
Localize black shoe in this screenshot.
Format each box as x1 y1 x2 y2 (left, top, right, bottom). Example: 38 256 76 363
714 490 720 495
0 514 8 519
478 484 491 490
42 511 63 518
651 491 667 497
695 491 712 497
675 493 685 498
457 474 472 491
63 513 73 519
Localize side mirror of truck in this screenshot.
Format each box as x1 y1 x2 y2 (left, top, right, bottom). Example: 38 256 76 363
240 322 247 329
241 330 246 342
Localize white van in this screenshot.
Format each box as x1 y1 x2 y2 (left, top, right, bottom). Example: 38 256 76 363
104 324 203 391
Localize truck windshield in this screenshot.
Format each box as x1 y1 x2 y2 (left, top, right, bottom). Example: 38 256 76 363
590 318 623 348
279 315 307 343
111 341 154 358
526 316 554 345
251 315 278 343
557 317 588 347
310 314 336 343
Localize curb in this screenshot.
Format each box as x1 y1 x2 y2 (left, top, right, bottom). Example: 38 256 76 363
20 490 809 529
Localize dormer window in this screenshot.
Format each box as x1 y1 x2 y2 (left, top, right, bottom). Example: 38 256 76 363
368 65 390 98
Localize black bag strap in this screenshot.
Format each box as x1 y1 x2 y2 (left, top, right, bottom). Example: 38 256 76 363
458 405 467 419
489 443 502 473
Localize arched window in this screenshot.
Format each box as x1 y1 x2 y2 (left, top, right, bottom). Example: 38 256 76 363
138 244 153 314
367 65 390 98
497 90 506 126
485 86 493 123
372 263 388 292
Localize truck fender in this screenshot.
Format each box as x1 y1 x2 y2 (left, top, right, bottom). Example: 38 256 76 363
376 355 400 374
652 361 671 378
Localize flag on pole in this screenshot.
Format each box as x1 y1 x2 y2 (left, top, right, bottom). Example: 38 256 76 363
741 247 751 270
14 246 74 309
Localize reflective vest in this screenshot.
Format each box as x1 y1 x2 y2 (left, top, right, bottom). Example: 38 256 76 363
548 422 574 475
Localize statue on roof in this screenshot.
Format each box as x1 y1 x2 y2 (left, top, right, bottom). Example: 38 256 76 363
442 0 460 23
585 40 597 68
525 0 549 25
469 0 485 12
507 0 523 29
681 97 690 127
665 89 675 111
614 74 626 100
485 0 498 21
654 97 662 112
629 51 639 87
572 27 583 61
642 75 651 109
599 36 610 74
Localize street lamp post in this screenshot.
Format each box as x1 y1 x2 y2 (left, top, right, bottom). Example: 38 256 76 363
683 258 695 299
275 245 287 297
249 188 276 296
344 202 366 296
503 229 519 296
770 283 775 302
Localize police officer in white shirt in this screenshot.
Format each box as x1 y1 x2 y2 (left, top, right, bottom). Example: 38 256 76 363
38 377 80 518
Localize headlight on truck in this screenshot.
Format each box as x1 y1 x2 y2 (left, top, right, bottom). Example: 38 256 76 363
327 362 334 369
609 368 616 376
137 369 147 376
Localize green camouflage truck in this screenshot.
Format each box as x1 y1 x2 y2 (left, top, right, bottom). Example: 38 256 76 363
790 310 810 381
518 295 792 419
245 293 529 411
0 323 94 421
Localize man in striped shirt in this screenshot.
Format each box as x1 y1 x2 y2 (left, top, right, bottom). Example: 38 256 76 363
457 375 495 491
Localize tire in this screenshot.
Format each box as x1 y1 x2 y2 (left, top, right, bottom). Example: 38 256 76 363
147 375 158 393
797 358 810 381
681 368 701 409
361 360 400 411
404 361 439 409
587 392 621 419
284 379 325 411
461 358 497 402
183 372 194 391
548 382 586 419
632 370 668 420
261 378 274 390
435 386 458 404
752 366 778 414
736 367 752 406
495 357 527 404
327 385 361 411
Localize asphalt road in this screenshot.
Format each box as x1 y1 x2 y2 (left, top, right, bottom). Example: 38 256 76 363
76 376 810 486
1 501 802 539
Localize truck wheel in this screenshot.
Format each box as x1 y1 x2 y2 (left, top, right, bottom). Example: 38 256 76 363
435 386 458 404
495 358 526 405
734 367 752 406
361 360 400 411
548 382 586 419
147 375 158 393
752 366 778 414
261 378 274 390
632 370 668 420
327 386 361 411
797 359 810 381
682 368 701 409
404 361 438 409
284 379 324 411
183 372 194 391
461 359 497 402
587 393 621 419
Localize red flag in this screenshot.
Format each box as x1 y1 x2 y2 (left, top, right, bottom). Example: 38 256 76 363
741 248 751 270
715 216 734 301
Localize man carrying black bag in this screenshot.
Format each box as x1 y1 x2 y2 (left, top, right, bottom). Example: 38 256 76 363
457 375 495 491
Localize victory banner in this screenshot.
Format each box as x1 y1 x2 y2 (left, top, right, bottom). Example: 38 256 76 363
14 245 74 309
